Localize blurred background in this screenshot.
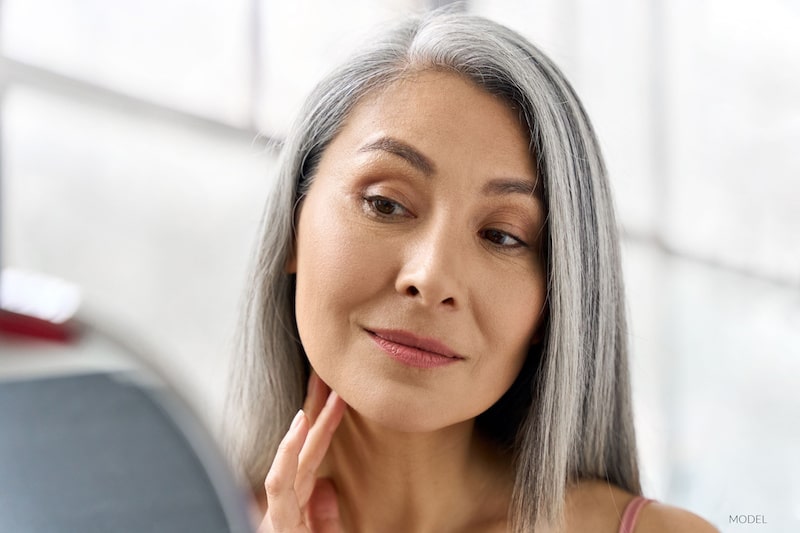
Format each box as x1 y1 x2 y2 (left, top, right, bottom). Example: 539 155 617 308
1 0 798 530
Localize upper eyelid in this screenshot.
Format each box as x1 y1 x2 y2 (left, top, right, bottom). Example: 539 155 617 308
484 228 527 248
360 181 415 208
363 195 412 217
359 188 535 241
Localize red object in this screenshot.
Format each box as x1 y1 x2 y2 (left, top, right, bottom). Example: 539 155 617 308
0 308 79 342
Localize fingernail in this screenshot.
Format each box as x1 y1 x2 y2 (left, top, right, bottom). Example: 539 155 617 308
291 409 305 430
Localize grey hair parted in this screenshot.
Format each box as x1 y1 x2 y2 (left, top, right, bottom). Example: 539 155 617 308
222 11 640 532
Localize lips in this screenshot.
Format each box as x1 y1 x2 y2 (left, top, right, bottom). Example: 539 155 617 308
367 329 463 369
367 328 464 360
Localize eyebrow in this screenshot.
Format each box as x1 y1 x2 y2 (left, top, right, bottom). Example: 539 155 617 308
357 136 436 176
358 135 541 201
482 177 540 199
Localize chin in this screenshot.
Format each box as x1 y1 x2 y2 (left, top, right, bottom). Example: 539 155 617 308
339 385 477 434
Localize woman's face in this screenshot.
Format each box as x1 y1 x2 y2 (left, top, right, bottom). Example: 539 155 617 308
289 70 547 432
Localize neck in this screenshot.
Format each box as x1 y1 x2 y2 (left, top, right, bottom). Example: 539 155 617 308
318 408 513 533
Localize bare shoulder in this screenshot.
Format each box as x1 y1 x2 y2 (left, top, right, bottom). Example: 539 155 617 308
637 502 719 533
563 479 637 532
563 479 718 533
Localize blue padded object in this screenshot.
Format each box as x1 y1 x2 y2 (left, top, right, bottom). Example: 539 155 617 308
0 372 253 533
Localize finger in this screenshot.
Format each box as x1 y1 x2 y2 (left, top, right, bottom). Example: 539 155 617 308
296 391 347 503
307 478 344 533
263 410 310 532
302 370 329 425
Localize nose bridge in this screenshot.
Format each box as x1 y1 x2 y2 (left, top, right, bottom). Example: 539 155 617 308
396 209 466 307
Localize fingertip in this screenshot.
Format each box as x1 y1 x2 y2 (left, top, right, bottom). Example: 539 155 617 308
329 390 347 411
325 389 340 406
304 370 331 418
291 409 307 431
327 393 347 426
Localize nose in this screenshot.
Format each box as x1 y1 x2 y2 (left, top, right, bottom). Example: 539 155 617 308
394 217 466 310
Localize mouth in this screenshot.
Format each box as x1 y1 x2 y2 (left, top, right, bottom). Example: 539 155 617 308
365 328 464 368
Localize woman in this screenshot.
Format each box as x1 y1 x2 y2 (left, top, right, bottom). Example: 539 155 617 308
223 11 718 533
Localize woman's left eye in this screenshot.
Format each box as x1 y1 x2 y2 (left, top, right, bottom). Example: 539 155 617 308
363 195 411 218
481 228 527 248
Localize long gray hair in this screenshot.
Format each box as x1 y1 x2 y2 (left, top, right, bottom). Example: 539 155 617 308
223 11 640 532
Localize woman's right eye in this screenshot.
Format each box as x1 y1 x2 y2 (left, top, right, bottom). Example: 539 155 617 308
362 195 411 218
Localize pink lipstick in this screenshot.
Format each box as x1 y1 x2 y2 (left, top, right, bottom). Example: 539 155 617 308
367 329 463 369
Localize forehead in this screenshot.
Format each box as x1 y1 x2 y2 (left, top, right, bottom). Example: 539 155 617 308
324 70 536 179
357 70 526 137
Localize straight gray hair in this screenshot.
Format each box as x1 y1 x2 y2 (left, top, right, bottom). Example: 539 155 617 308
222 11 640 532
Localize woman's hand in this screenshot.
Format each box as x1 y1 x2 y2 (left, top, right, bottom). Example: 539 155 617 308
258 372 347 533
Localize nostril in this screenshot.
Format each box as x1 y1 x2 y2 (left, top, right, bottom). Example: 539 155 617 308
407 286 419 296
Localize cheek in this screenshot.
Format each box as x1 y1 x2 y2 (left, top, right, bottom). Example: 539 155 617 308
472 271 545 395
295 192 370 292
478 256 545 336
292 198 393 371
294 206 352 326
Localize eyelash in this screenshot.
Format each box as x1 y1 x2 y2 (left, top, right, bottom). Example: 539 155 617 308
480 229 527 249
362 195 411 218
362 195 528 250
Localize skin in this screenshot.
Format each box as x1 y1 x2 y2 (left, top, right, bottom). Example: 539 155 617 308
257 71 720 533
291 70 547 435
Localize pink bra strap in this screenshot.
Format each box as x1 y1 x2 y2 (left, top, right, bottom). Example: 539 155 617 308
618 496 655 533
